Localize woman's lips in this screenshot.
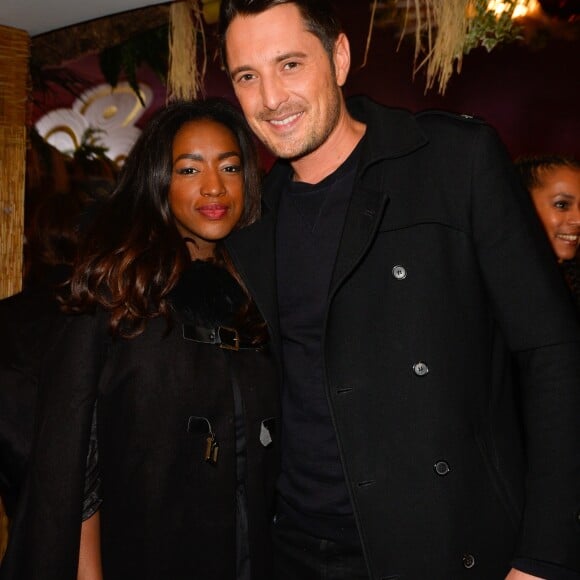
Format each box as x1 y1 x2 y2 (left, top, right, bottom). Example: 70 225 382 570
556 233 579 245
197 204 228 219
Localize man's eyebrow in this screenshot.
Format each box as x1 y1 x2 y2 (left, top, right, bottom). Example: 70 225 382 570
230 52 308 78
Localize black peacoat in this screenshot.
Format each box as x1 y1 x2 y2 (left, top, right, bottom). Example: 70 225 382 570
1 262 280 580
225 96 580 579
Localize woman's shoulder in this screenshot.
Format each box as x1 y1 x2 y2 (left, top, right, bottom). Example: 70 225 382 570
170 260 245 327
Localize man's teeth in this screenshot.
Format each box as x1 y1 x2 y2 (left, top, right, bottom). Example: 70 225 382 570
270 113 301 126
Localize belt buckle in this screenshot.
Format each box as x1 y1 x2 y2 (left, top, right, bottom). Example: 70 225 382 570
218 326 240 351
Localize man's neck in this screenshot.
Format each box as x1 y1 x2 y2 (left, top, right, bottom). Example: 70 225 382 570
291 110 366 185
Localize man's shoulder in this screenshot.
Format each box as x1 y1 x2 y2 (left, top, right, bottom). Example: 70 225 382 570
347 96 494 159
412 109 488 139
415 109 487 125
412 108 499 154
347 95 487 128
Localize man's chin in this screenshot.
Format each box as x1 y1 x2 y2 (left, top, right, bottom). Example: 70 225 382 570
264 143 304 160
263 139 318 162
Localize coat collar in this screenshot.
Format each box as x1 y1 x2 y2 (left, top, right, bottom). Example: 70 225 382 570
260 95 428 213
225 215 280 354
331 96 428 295
226 96 428 343
349 94 428 171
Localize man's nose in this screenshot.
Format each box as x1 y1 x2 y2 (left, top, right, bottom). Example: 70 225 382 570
260 74 289 111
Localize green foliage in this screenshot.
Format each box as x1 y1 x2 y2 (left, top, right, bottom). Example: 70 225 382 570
30 61 91 108
465 0 524 54
63 127 108 160
65 127 119 178
99 25 169 105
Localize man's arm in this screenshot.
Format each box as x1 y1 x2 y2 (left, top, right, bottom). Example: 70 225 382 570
469 123 580 574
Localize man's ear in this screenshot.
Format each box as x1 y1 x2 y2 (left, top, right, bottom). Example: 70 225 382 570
333 33 351 87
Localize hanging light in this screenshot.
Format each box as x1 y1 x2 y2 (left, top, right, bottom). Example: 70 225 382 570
487 0 540 18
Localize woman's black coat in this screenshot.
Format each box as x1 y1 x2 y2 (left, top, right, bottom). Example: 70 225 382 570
0 268 71 517
1 262 279 580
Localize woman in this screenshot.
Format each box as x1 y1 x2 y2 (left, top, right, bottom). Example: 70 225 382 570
0 99 278 580
517 155 580 313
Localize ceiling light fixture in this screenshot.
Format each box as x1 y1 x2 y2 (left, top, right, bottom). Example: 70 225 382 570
486 0 540 19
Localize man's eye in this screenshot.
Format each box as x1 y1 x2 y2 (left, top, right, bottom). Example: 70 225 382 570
238 73 255 83
284 61 299 70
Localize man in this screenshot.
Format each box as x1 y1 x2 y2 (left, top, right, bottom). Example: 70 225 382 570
218 1 580 579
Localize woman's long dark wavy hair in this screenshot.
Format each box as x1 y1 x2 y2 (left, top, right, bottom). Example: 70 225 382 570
64 98 262 337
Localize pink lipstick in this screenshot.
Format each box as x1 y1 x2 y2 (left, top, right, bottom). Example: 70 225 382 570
197 204 228 219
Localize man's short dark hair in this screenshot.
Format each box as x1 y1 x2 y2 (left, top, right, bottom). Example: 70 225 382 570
218 0 343 70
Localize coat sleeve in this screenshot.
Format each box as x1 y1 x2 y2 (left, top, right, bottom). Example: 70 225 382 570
469 124 580 572
0 310 107 580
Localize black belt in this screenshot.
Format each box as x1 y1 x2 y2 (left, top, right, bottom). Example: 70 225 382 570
182 324 263 351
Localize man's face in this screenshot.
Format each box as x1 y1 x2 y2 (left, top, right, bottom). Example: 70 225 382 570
224 3 347 161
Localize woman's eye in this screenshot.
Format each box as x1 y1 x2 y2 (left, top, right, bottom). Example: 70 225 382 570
554 200 569 210
223 164 242 173
284 61 299 70
177 167 198 175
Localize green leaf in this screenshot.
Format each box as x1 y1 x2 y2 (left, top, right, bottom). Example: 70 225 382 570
99 45 123 89
97 25 170 103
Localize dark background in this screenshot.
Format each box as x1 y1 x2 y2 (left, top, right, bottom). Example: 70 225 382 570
30 1 580 164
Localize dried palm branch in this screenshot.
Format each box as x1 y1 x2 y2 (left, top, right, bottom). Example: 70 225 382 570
167 0 207 102
368 0 525 94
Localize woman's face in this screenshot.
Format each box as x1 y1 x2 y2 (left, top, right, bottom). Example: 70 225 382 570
530 166 580 262
169 119 245 259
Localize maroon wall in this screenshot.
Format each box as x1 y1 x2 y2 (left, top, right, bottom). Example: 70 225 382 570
340 4 580 160
32 4 580 163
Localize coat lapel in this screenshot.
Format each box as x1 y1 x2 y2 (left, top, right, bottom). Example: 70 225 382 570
226 214 280 347
329 180 389 298
227 97 428 342
329 97 428 297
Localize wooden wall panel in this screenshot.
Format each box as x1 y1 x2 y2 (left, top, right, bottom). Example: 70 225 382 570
0 24 29 559
0 25 29 299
